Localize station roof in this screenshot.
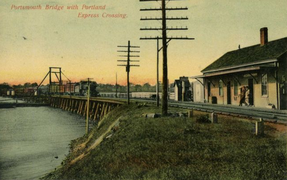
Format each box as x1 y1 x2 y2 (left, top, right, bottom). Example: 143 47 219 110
202 37 287 73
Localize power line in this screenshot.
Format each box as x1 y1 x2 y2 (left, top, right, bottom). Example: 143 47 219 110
117 41 140 104
140 0 194 115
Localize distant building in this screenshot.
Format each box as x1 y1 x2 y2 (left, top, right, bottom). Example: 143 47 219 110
75 81 98 97
7 89 15 96
49 83 60 94
24 87 37 95
74 83 81 95
64 82 75 94
38 85 49 95
194 28 287 109
192 78 204 103
14 87 24 95
173 76 192 101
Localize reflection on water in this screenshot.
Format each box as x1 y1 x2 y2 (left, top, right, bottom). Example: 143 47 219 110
0 107 85 180
0 97 26 104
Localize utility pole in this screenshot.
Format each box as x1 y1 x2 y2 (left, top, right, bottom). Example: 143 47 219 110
161 0 168 115
49 67 52 94
115 73 118 98
117 41 140 104
86 78 93 134
156 37 160 107
140 0 194 116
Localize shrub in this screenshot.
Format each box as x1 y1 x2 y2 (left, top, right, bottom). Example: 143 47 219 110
196 114 211 123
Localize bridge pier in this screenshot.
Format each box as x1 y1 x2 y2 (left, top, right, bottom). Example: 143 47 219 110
50 96 124 122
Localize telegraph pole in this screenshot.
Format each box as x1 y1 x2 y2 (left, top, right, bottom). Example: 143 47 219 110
115 73 118 98
49 67 52 94
161 0 168 115
117 41 140 104
156 37 160 107
140 0 194 116
127 41 130 104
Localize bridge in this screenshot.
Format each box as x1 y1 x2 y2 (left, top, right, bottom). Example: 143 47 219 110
50 96 125 121
2 95 286 124
50 96 287 123
0 95 125 122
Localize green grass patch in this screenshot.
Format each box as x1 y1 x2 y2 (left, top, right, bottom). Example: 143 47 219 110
42 104 287 180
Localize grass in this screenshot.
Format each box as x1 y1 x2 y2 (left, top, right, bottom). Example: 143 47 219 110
42 103 287 180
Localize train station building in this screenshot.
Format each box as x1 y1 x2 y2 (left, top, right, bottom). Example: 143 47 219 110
193 28 287 110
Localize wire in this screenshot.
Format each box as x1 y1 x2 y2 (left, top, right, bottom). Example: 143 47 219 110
62 72 71 82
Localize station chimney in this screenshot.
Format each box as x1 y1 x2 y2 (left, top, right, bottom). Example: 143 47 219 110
260 27 268 46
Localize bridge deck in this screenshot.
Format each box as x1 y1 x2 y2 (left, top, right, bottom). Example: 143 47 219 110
3 95 286 124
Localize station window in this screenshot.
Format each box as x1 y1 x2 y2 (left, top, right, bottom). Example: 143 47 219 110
234 81 238 96
261 74 268 96
207 82 211 97
219 80 223 96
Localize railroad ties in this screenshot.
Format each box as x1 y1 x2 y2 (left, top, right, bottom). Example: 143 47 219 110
50 96 124 122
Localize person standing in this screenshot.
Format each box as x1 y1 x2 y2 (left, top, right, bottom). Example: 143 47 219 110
245 86 250 106
239 86 247 106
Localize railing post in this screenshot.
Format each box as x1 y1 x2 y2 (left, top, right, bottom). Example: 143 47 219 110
255 118 264 136
188 109 193 118
210 112 218 123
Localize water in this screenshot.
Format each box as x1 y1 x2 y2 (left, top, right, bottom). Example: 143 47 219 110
0 96 25 104
0 106 86 180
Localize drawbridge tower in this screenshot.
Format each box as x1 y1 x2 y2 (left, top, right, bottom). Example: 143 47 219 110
37 67 70 94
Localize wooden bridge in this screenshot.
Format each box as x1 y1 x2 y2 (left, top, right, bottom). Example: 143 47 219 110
50 96 125 121
5 95 286 124
2 95 125 121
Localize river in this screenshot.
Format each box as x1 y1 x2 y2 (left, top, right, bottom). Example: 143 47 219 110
0 105 85 180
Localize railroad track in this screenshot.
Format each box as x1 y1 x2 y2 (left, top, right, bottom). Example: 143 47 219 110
9 95 286 124
128 98 287 124
169 101 287 123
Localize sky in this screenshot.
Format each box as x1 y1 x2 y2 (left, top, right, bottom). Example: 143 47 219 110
1 0 287 86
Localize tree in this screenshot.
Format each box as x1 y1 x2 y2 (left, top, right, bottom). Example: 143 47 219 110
24 83 31 87
0 83 11 95
135 84 142 92
143 83 151 92
13 84 23 88
31 82 38 87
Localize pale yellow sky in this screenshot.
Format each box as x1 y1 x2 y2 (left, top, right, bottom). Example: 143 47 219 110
1 0 287 85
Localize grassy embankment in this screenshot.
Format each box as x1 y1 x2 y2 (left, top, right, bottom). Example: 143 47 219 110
42 103 287 180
